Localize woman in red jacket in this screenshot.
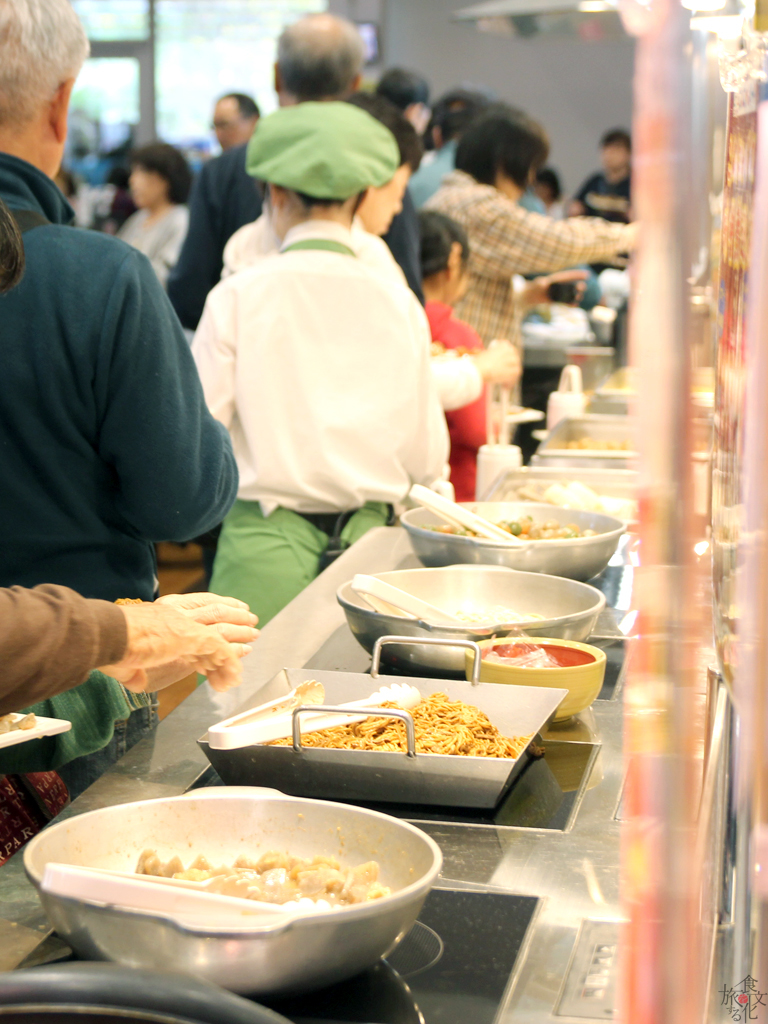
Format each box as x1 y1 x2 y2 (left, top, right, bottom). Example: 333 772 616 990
420 210 520 500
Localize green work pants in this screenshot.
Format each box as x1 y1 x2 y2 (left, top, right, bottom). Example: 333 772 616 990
209 500 391 626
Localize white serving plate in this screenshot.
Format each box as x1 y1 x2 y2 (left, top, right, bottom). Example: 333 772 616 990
0 713 71 750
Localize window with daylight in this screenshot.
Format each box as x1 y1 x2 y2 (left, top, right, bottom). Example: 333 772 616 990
155 1 327 149
71 0 150 40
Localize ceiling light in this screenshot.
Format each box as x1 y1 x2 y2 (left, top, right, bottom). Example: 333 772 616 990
690 13 744 32
683 0 726 11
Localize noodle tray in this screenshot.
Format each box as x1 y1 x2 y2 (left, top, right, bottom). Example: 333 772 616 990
200 668 568 810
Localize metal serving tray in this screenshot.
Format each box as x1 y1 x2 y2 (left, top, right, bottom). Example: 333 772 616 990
483 465 638 506
594 367 635 397
531 415 637 470
200 640 567 811
588 367 635 415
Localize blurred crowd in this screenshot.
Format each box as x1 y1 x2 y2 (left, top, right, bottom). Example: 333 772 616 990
65 63 633 312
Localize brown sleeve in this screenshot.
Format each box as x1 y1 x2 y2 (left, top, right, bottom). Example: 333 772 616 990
0 585 128 715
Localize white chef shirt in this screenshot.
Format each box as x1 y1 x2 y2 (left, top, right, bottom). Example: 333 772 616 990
193 220 449 516
223 212 406 289
222 212 483 412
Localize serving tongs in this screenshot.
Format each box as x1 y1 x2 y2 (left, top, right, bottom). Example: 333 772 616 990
408 484 525 545
41 863 329 928
207 681 422 750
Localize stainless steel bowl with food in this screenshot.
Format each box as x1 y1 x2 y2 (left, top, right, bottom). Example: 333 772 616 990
337 565 607 676
24 787 442 997
400 502 625 581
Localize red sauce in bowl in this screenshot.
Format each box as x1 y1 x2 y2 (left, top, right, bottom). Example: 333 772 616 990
483 643 596 668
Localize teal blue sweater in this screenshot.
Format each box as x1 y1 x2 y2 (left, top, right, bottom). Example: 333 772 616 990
0 154 238 601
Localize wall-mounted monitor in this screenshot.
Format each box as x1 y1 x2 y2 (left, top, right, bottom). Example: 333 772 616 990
356 22 380 65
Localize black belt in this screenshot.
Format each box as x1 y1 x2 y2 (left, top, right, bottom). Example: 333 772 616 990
295 505 395 573
294 505 396 537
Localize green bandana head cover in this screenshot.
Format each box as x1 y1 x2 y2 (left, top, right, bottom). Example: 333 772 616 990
245 101 399 200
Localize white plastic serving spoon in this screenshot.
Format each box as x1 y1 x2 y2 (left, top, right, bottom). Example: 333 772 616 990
41 863 293 922
408 484 526 545
351 574 465 625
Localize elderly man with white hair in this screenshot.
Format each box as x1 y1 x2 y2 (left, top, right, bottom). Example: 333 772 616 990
0 0 244 797
168 12 367 331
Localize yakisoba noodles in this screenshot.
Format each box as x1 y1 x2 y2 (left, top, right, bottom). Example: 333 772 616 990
270 693 530 759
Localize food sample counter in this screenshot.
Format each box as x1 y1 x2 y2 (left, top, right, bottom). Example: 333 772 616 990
0 525 633 1023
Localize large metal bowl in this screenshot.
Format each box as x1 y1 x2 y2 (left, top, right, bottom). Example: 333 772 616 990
24 787 442 997
401 502 625 581
337 565 606 677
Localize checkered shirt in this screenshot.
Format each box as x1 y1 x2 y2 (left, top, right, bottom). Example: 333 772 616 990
425 171 634 346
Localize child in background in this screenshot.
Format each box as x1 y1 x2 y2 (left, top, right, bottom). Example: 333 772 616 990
420 210 520 501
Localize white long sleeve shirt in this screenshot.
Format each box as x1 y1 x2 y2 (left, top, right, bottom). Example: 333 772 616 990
193 220 449 516
222 212 483 412
117 205 189 289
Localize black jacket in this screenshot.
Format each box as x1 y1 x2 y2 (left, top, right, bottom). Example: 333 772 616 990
382 189 424 305
168 144 262 330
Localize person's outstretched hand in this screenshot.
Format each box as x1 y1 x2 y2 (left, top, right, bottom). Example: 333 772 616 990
99 599 258 694
155 592 259 645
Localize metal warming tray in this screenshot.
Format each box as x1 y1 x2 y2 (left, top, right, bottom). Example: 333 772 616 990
200 645 567 811
588 367 635 414
531 415 637 469
483 465 638 518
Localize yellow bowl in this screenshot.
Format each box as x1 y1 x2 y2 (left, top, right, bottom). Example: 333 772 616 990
465 637 606 722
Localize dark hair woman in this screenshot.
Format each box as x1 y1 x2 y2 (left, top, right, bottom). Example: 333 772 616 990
0 197 24 294
455 105 549 191
535 167 565 218
117 142 192 288
419 208 470 279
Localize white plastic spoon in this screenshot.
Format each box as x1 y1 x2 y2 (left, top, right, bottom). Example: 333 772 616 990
408 484 526 545
41 863 292 921
351 574 465 625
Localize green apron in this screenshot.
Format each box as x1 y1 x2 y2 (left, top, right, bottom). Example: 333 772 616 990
210 500 391 626
210 234 389 626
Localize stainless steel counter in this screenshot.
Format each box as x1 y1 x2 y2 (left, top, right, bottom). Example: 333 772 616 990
0 526 632 1023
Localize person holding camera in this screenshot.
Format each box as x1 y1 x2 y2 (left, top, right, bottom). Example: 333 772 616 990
425 105 637 349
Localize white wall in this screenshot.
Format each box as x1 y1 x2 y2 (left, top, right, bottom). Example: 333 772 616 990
332 0 635 195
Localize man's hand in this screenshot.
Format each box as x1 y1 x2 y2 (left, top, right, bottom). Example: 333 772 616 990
99 599 258 694
472 340 521 387
522 269 589 308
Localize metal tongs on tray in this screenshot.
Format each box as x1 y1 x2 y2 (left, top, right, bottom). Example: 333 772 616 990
207 679 422 750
